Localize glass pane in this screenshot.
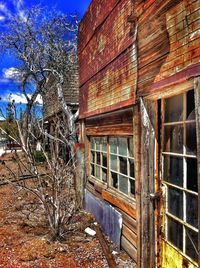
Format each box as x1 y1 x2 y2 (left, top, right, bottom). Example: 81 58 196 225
187 90 195 120
102 153 107 168
110 137 118 154
91 151 95 163
168 187 183 220
96 152 101 165
118 138 128 156
95 138 101 151
119 175 128 195
186 228 198 262
91 138 95 150
164 125 183 154
168 217 183 250
91 164 94 176
119 156 127 175
110 155 118 171
163 156 183 186
128 138 134 157
186 123 197 155
186 193 198 228
101 137 107 152
111 172 118 189
187 158 198 192
129 159 135 178
130 179 135 196
102 168 107 182
165 94 183 122
95 165 100 179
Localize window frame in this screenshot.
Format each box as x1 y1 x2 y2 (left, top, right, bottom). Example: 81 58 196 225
161 89 198 263
89 136 136 200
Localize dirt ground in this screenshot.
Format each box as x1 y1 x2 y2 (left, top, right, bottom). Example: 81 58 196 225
0 153 135 268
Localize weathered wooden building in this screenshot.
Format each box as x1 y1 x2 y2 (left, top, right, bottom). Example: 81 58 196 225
78 0 200 267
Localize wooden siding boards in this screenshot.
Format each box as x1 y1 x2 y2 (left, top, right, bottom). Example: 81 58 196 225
79 0 137 119
137 0 200 96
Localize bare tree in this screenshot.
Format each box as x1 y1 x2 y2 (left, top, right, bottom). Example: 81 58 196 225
0 6 79 156
0 6 82 240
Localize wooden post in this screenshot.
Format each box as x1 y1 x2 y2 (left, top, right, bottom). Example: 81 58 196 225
133 104 141 268
140 98 157 268
194 77 200 268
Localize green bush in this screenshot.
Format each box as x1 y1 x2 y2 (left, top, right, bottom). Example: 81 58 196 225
33 151 46 163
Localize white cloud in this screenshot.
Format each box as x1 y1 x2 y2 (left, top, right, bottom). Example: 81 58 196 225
1 93 43 105
0 3 7 13
3 67 22 81
0 15 5 21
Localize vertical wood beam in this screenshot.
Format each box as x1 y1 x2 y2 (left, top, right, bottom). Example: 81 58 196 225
194 77 200 268
133 104 141 268
140 98 157 268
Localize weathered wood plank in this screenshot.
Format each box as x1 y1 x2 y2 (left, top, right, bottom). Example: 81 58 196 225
121 236 137 262
194 77 200 268
117 207 137 233
86 124 133 136
122 224 137 248
102 190 136 219
140 98 156 268
95 225 118 268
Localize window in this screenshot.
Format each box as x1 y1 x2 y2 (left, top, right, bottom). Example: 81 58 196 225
162 90 198 262
90 136 135 198
90 137 107 182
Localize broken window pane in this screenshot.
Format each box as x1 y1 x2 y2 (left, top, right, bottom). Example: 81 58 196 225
130 179 135 196
186 228 198 262
91 151 95 163
119 156 127 175
102 153 107 168
111 172 118 189
110 155 118 171
96 152 101 165
163 156 183 186
187 158 198 192
91 164 94 176
128 138 134 157
168 217 183 250
165 94 183 122
119 175 128 195
186 123 197 155
129 159 135 178
168 186 183 220
110 137 118 154
187 90 195 120
164 125 183 154
118 138 128 156
186 193 198 228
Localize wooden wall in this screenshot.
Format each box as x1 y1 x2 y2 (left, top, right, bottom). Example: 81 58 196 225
79 0 137 119
137 0 200 96
78 0 200 265
83 108 138 261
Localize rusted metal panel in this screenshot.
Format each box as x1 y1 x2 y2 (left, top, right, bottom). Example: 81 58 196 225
85 190 122 245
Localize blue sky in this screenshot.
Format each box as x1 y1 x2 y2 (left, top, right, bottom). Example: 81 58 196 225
0 0 91 113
